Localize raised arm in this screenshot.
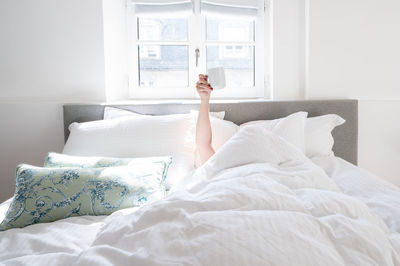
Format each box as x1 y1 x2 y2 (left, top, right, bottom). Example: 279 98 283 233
196 74 215 165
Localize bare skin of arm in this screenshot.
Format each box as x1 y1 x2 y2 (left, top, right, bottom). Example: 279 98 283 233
196 74 215 165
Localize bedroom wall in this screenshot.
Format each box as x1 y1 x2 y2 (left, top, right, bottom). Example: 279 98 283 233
272 0 306 99
0 0 107 201
307 0 400 186
0 103 65 199
0 0 106 101
102 0 129 101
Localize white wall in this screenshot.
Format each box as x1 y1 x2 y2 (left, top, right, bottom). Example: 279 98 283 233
0 0 106 102
359 100 400 185
103 0 129 101
0 0 107 201
0 104 64 200
307 0 400 186
307 0 400 100
271 0 306 99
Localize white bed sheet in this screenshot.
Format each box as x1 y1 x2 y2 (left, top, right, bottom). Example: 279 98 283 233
312 156 400 234
0 207 106 264
0 205 142 265
312 155 400 259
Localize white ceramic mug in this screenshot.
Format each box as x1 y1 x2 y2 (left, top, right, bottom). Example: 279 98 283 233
207 67 226 90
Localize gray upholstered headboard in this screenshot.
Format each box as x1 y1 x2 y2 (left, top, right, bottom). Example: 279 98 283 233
63 99 358 165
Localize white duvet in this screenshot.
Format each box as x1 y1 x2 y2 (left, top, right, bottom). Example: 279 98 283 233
1 126 399 265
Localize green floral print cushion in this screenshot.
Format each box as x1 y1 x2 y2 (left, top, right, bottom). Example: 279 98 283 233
44 153 171 183
0 157 171 231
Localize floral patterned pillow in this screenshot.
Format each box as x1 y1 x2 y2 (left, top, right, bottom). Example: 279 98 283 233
44 153 171 182
0 156 171 231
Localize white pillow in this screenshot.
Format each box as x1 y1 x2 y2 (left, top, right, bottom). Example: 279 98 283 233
189 110 238 150
103 106 226 120
305 114 345 158
204 126 307 174
104 107 237 167
240 112 308 153
190 111 239 167
210 116 239 150
207 110 226 120
103 107 147 120
103 108 233 149
63 114 195 189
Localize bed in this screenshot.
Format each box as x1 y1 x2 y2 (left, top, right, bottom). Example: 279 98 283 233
1 99 399 266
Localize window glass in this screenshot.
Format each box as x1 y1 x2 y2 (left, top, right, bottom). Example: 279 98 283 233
206 17 255 42
138 17 188 41
206 15 256 88
139 45 189 87
206 45 254 87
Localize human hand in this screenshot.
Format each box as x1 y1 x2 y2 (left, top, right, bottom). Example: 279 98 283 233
196 74 213 102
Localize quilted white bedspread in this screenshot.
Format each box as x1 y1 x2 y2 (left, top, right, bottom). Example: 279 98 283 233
1 126 399 265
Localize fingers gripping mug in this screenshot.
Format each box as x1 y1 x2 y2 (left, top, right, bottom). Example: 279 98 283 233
207 67 226 90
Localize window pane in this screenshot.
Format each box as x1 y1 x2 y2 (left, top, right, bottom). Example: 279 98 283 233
138 17 188 41
139 45 188 87
206 45 254 87
206 17 254 42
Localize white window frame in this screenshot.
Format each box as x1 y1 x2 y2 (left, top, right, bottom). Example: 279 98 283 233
127 0 267 99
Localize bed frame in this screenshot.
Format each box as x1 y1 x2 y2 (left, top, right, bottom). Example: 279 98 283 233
63 99 358 165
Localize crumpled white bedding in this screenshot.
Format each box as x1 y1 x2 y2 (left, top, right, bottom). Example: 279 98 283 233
0 126 399 265
312 155 400 254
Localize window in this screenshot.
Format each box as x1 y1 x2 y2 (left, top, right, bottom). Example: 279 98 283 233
128 0 265 99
